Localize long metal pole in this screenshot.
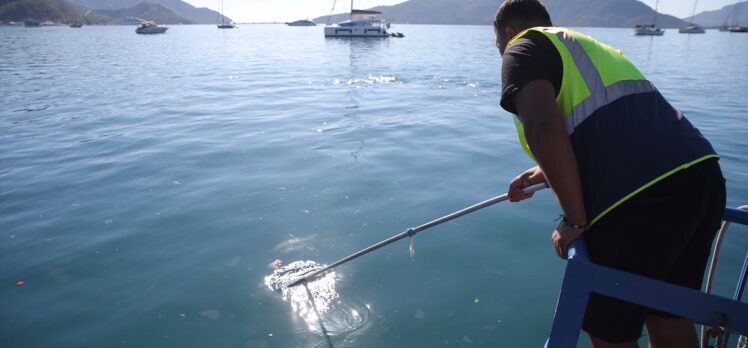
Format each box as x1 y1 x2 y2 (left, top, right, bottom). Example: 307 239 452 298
286 183 549 287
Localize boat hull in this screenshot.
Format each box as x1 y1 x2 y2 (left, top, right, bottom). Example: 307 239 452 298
287 20 316 27
679 27 705 34
324 26 388 37
634 28 664 36
136 27 168 34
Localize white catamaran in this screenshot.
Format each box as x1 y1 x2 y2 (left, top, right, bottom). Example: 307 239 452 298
324 0 396 38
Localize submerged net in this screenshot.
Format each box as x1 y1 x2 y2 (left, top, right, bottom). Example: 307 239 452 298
264 260 371 339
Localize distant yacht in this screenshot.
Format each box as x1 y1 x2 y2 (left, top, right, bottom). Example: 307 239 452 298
70 22 83 28
217 0 236 29
679 0 705 34
679 24 705 34
324 0 396 38
635 24 664 36
136 21 168 34
24 20 41 27
217 21 236 29
635 0 664 36
287 19 316 27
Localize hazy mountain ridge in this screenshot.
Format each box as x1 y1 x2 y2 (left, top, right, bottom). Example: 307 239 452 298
0 0 231 24
65 0 231 24
0 0 93 23
686 1 747 27
95 2 192 24
315 0 700 28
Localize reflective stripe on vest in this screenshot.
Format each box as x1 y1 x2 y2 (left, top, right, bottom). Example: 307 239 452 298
506 27 718 226
508 28 654 155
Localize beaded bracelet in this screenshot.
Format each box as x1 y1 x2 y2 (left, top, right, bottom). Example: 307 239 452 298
561 216 588 230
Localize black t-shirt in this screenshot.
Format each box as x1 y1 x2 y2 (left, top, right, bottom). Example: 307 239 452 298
500 31 563 114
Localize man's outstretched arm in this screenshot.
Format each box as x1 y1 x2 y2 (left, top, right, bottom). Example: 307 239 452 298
514 80 587 258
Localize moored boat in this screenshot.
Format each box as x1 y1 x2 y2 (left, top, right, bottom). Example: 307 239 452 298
635 0 664 36
136 21 168 34
287 19 316 27
635 25 664 36
324 1 395 38
216 0 235 29
724 2 748 33
325 10 390 38
679 1 705 34
678 24 705 34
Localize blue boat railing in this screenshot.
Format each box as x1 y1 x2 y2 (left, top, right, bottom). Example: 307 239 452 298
546 206 748 347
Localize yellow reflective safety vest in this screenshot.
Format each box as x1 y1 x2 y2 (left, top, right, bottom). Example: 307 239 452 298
507 27 718 226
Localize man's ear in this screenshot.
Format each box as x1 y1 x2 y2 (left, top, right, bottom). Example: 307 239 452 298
504 26 518 41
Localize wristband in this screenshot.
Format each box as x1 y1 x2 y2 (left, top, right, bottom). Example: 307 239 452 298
562 216 588 231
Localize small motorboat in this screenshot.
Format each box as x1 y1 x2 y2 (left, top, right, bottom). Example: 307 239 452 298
287 19 316 27
70 22 83 28
136 21 168 34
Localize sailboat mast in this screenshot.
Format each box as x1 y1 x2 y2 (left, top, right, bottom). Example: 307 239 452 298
733 2 745 27
653 0 659 26
350 0 353 19
688 0 698 24
218 0 224 25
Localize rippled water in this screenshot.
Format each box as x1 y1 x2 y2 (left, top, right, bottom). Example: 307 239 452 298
1 25 746 347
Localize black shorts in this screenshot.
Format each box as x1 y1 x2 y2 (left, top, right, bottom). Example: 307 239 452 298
580 158 726 343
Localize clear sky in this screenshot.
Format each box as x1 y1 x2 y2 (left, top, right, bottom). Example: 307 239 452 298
183 0 742 23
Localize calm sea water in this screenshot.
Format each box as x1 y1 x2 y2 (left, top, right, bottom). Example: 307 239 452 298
1 24 746 348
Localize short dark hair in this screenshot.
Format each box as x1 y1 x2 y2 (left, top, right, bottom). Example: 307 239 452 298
493 0 552 32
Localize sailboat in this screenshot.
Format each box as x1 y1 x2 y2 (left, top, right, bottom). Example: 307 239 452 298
727 2 748 32
217 0 236 29
635 0 665 35
70 10 89 28
679 0 705 33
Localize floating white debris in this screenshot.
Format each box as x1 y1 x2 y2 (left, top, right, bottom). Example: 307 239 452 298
199 310 220 320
